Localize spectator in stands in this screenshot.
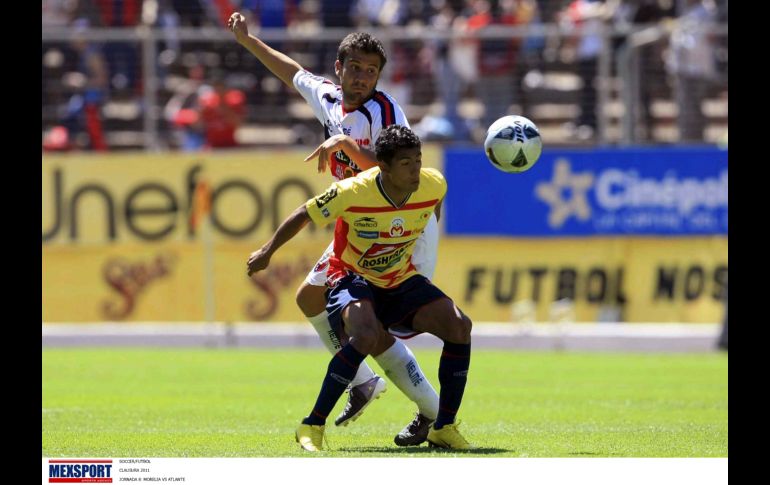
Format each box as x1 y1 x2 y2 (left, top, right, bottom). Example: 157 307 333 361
199 71 246 148
63 19 110 151
514 0 546 119
93 0 143 96
610 0 669 142
467 0 533 140
320 0 356 27
664 0 718 143
42 0 76 26
169 65 246 151
558 0 608 141
316 0 357 72
351 0 406 27
170 0 209 26
413 0 473 141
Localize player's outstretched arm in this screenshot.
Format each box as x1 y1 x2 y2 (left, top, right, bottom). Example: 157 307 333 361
228 12 303 88
304 134 379 174
247 205 311 276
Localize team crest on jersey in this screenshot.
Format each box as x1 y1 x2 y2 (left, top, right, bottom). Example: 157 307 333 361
389 218 405 237
357 240 415 273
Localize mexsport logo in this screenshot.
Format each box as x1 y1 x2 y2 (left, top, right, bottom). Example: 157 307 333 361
48 460 113 483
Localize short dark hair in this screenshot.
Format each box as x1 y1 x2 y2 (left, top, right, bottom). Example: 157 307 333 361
375 125 421 164
337 33 387 71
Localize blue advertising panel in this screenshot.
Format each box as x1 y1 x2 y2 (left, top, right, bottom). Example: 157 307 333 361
444 147 728 236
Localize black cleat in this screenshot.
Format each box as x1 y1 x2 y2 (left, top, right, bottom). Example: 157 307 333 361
334 376 387 426
394 413 435 446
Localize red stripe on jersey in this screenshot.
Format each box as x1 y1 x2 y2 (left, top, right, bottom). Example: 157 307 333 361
333 218 349 258
379 230 412 238
328 219 351 282
374 93 395 125
346 199 439 213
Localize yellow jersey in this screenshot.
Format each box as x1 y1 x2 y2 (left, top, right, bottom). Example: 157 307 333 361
305 167 446 288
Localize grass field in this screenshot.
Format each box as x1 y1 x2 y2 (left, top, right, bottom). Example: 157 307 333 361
42 348 727 457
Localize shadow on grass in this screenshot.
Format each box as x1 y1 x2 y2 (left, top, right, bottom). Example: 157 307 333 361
334 446 511 455
568 451 614 456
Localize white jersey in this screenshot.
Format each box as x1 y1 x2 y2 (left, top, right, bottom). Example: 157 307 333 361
293 69 410 181
293 69 437 287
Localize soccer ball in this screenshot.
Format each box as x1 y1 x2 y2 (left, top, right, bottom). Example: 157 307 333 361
483 115 542 173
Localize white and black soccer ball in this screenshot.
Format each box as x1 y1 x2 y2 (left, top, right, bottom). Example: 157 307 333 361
483 115 542 173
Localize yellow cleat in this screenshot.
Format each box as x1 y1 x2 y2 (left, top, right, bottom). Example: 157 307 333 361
427 422 472 450
295 423 325 452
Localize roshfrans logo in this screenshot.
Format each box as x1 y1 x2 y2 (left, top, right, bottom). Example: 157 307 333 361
358 241 414 272
48 460 113 483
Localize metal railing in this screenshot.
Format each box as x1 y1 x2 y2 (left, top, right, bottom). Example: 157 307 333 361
42 23 728 150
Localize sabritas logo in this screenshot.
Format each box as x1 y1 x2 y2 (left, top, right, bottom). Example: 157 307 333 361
358 241 414 273
48 460 113 483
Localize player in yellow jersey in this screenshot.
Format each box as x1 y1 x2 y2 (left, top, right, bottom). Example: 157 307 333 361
229 13 440 444
247 126 472 451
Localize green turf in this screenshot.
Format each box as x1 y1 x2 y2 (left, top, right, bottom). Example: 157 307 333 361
42 348 727 457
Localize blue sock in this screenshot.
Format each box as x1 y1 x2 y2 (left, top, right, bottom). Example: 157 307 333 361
302 343 367 426
435 341 471 429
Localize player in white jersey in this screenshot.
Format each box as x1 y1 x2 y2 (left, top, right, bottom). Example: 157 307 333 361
228 13 439 446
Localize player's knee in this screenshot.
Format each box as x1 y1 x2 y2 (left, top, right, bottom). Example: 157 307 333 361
349 322 380 355
448 315 472 344
295 282 326 317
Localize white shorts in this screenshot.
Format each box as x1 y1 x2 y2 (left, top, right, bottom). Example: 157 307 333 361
304 212 439 286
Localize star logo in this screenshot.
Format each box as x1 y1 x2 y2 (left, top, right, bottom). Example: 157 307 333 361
535 158 594 228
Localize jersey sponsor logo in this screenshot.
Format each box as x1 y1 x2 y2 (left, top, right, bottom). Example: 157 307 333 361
356 230 379 239
357 240 415 273
333 151 361 180
353 216 378 228
389 218 405 237
321 208 330 217
315 187 338 208
335 150 351 164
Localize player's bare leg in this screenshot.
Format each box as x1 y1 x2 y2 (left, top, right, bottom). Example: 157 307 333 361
296 280 386 425
297 279 438 438
412 298 473 449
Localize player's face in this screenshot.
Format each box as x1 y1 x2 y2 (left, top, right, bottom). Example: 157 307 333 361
381 147 422 192
335 50 382 109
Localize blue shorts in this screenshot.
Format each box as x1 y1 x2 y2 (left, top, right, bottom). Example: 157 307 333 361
326 273 450 339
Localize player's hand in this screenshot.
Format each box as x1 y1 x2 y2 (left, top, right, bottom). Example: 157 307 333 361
304 135 346 174
247 247 271 277
228 12 249 43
